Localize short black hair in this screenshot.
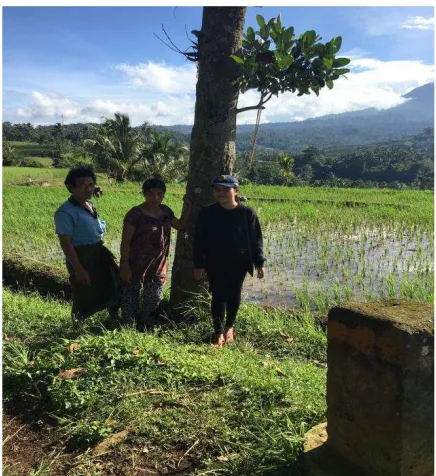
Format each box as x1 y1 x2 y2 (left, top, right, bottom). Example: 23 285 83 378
142 176 166 194
64 166 96 187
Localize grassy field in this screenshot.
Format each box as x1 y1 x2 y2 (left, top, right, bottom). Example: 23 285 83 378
2 166 434 207
30 157 53 167
2 166 434 474
9 141 55 156
2 166 66 183
3 289 326 475
3 167 434 306
6 142 54 166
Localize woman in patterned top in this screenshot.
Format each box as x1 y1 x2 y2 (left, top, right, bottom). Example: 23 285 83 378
120 176 191 328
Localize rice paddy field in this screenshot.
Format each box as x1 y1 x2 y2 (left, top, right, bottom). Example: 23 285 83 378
6 142 54 167
2 166 434 475
3 167 434 309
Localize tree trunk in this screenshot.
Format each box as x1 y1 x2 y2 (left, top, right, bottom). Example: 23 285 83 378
170 7 247 307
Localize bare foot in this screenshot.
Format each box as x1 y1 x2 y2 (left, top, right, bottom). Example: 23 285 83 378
224 327 235 344
212 333 225 348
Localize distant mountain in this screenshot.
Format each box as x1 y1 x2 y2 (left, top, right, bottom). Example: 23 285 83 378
155 124 192 136
402 82 434 102
160 83 434 153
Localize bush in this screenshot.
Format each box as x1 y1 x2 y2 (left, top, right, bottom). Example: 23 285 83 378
53 154 91 169
20 158 46 168
2 142 24 166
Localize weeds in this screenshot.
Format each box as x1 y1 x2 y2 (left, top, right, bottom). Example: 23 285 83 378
3 289 327 474
2 175 433 474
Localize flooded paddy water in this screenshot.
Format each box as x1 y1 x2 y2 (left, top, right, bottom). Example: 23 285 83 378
36 221 433 311
5 180 432 311
241 223 433 309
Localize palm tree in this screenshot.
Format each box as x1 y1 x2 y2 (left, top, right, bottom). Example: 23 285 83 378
83 113 143 181
142 130 189 182
277 151 295 185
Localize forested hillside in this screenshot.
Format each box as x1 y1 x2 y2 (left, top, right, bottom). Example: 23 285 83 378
2 84 434 189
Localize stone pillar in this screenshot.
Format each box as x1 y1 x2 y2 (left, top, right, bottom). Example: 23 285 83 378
304 300 434 476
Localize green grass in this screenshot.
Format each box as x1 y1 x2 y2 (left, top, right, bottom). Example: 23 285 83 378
241 184 433 208
27 156 53 167
2 167 69 183
3 180 432 257
2 166 433 207
9 141 55 157
2 168 433 473
3 289 327 475
2 170 433 307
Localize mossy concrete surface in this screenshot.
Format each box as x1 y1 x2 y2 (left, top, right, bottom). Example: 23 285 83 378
326 300 434 476
338 299 433 334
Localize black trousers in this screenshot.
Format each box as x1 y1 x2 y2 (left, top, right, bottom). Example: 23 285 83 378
207 267 247 334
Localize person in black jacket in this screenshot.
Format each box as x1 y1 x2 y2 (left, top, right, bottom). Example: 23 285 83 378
193 175 265 347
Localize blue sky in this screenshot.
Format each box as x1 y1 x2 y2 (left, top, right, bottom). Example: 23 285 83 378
2 6 434 126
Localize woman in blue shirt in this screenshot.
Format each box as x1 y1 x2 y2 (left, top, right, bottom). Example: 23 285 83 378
54 166 121 325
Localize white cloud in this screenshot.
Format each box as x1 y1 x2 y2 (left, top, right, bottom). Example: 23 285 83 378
17 92 82 121
401 16 434 31
115 62 197 94
4 58 434 127
13 90 195 127
237 57 434 124
349 8 434 37
341 48 369 60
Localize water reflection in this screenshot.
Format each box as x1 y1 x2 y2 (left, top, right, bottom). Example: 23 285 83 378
37 223 433 309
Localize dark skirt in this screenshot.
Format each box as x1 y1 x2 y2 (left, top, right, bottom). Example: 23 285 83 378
66 242 121 319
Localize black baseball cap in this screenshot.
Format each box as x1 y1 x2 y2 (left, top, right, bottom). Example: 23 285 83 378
211 175 239 188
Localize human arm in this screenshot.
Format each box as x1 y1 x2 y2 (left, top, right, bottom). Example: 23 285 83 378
171 195 192 231
249 210 265 279
120 222 135 284
57 234 91 285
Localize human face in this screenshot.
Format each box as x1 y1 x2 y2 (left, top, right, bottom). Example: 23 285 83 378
213 185 237 205
144 187 164 205
69 176 95 201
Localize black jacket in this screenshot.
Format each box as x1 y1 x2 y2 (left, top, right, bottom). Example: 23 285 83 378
193 203 265 275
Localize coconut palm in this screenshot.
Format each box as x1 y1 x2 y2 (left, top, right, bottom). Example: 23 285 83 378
142 130 189 182
84 113 144 181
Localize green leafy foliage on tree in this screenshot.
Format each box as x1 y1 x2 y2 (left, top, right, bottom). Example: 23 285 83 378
231 14 350 113
233 130 434 190
2 141 24 166
141 130 189 182
83 113 189 182
83 113 144 180
277 151 295 185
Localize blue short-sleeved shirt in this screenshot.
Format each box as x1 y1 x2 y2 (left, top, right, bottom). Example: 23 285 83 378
54 198 106 246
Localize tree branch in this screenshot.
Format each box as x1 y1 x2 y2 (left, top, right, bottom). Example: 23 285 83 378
236 91 273 114
154 24 198 62
236 104 266 114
